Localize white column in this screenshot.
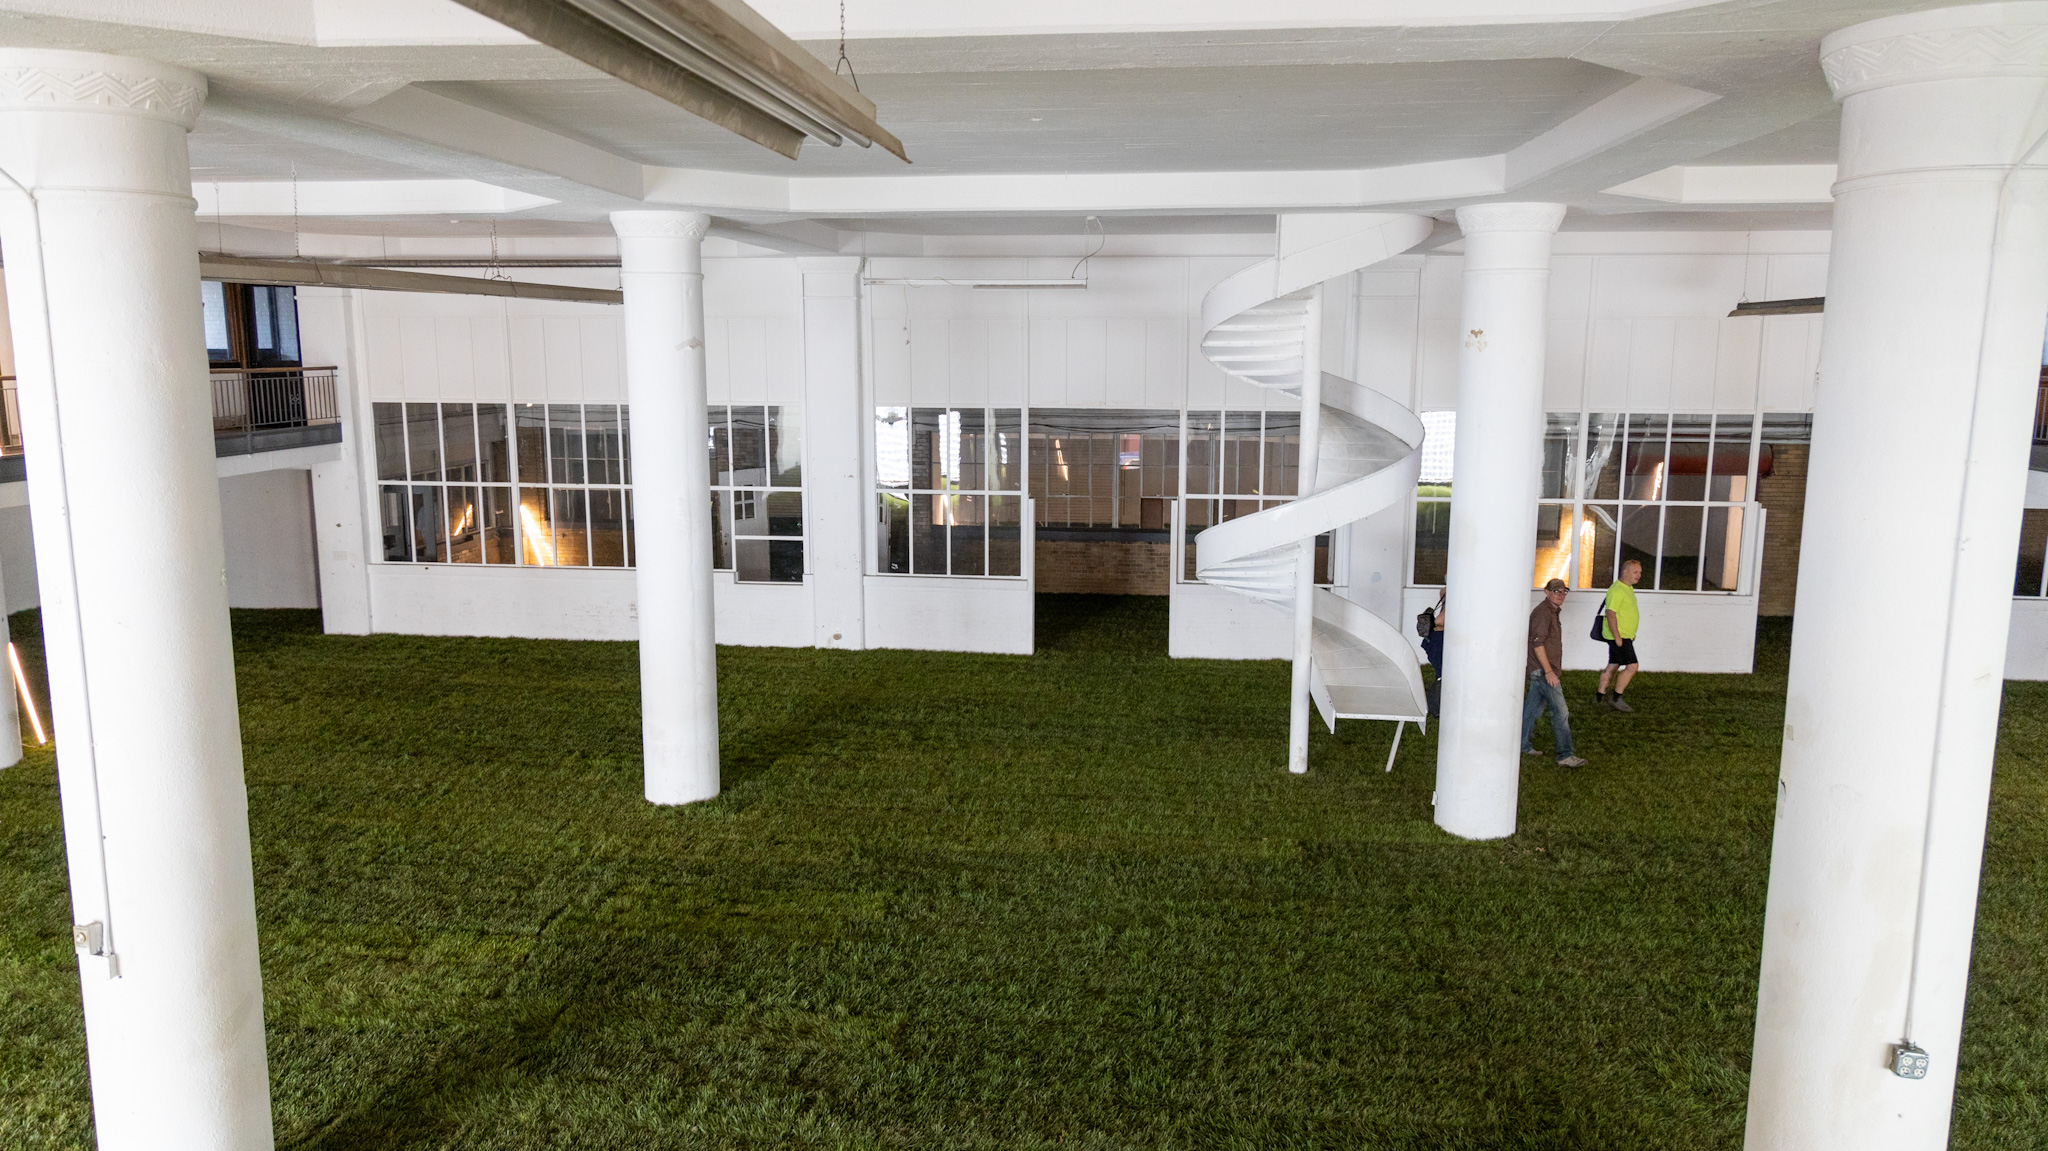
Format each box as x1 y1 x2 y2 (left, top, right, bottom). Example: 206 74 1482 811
1433 202 1564 840
1287 285 1323 774
1747 7 2048 1148
612 210 720 805
799 257 867 650
0 49 273 1149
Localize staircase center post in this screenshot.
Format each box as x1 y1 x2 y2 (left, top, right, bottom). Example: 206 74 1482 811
1288 285 1324 775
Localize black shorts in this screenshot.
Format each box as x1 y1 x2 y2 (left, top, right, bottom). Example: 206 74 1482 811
1605 638 1639 667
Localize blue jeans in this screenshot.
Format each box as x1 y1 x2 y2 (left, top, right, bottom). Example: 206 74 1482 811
1521 669 1575 760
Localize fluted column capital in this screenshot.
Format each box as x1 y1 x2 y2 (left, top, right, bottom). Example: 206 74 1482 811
0 48 204 129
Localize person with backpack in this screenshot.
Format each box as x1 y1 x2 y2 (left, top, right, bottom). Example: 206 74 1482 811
1417 589 1446 716
1595 557 1644 712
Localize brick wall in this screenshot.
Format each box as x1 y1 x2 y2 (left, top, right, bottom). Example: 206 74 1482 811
1756 444 1808 617
1034 541 1171 595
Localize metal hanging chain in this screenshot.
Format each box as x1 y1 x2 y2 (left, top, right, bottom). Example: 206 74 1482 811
834 0 859 91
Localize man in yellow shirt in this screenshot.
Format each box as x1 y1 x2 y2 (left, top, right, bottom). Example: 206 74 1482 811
1597 557 1643 712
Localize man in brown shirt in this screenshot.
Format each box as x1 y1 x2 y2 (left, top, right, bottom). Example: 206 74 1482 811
1522 578 1586 767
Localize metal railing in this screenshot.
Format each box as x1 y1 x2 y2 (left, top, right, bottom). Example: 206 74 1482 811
0 367 341 472
210 366 341 456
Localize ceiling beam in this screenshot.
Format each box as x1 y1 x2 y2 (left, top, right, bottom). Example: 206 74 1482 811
201 256 622 303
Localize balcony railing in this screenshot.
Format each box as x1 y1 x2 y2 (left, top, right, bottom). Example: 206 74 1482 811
210 367 342 456
0 367 342 479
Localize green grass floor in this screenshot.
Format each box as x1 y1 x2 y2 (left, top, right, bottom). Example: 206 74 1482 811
2 595 2046 1149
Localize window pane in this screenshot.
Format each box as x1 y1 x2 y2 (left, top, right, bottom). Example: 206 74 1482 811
202 281 231 362
766 490 803 537
1711 415 1755 502
374 402 407 481
1659 504 1704 591
989 494 1021 576
1413 498 1451 585
446 485 482 563
731 488 767 538
769 404 802 487
622 406 633 487
912 492 946 574
588 488 628 567
1582 504 1620 588
874 406 909 489
1185 411 1220 496
1540 413 1579 500
911 407 946 490
548 404 585 484
1623 414 1668 501
624 489 635 567
1533 502 1572 588
736 538 803 583
710 490 732 569
1585 412 1623 500
379 485 411 561
1417 411 1456 490
949 494 986 576
950 408 986 491
730 406 767 484
1313 531 1333 586
410 486 445 563
405 402 442 482
877 493 909 574
519 487 555 565
552 487 589 566
477 404 511 485
991 408 1023 491
1703 505 1745 591
1667 415 1712 501
2019 509 2048 596
515 404 547 485
1617 503 1657 582
442 403 478 483
585 405 624 486
482 487 516 565
709 405 732 486
1263 410 1301 498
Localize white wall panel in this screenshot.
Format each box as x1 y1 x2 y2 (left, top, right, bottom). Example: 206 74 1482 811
1596 254 1746 319
1544 313 1587 411
1105 318 1146 407
1671 319 1720 410
949 319 990 407
864 575 1033 654
1626 320 1676 412
1765 253 1830 300
219 470 320 610
541 316 582 403
2005 599 2048 679
509 317 547 402
433 317 472 398
471 316 510 400
989 319 1028 406
1064 319 1109 406
1585 319 1631 412
1714 318 1762 411
1760 315 1820 410
580 316 622 403
366 314 404 400
1028 321 1067 406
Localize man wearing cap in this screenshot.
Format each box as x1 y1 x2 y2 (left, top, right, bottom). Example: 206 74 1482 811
1522 577 1586 767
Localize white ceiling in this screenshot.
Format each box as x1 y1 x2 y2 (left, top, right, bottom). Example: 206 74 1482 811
0 0 1955 252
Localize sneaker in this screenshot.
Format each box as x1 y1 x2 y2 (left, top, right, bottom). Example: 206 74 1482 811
1594 692 1607 706
1556 755 1587 768
1522 746 1541 756
1610 697 1635 713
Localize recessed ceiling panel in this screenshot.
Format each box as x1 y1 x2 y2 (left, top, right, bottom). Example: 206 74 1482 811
433 57 1635 176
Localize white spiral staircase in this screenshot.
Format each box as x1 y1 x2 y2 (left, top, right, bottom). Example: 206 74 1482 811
1195 214 1436 759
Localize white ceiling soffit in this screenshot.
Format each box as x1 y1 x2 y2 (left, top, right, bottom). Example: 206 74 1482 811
748 0 1727 37
194 180 559 216
0 0 532 45
1604 165 1837 204
639 77 1715 214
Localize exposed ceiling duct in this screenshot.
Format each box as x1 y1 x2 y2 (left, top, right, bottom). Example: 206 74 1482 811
446 0 908 163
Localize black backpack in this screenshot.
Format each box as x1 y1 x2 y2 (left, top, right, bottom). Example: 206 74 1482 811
1416 592 1444 639
1589 594 1610 642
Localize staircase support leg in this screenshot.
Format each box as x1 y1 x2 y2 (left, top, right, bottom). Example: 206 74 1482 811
1287 286 1324 775
1385 720 1404 773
